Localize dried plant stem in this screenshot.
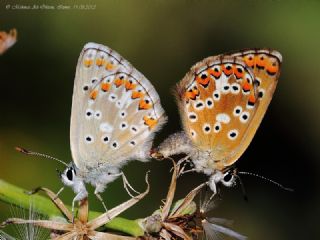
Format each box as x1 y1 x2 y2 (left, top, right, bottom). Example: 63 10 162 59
0 179 144 237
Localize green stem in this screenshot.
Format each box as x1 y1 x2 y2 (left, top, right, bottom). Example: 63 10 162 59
0 179 144 237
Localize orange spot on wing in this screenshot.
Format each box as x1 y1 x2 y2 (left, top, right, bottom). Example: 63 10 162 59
196 74 210 86
243 82 251 91
125 80 136 91
84 59 93 67
248 94 256 104
222 65 234 75
96 58 106 67
143 116 157 129
208 68 222 78
266 62 279 74
114 78 124 88
131 91 144 99
139 100 152 110
234 66 244 78
256 56 267 68
105 62 114 70
244 56 254 67
90 90 98 100
101 83 110 92
185 89 199 100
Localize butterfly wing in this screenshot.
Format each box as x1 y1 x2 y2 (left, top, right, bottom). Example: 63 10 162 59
70 43 166 170
176 49 281 171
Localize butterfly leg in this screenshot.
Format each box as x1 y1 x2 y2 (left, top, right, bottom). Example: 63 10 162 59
176 155 191 167
54 186 65 200
72 191 87 221
178 168 198 177
94 191 108 212
120 172 141 197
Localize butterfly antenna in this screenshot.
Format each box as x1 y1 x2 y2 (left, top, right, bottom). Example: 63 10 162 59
238 171 294 192
15 146 68 167
234 174 249 202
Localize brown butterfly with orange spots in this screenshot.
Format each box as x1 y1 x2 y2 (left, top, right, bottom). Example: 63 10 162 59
153 48 282 194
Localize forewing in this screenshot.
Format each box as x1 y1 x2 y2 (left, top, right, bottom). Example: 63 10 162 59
176 49 281 170
70 43 166 170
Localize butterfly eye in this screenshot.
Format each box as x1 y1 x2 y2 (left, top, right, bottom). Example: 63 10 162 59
221 171 236 187
66 167 74 181
223 172 232 182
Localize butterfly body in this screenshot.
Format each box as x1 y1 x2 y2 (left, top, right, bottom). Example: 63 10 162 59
155 48 282 192
60 43 166 207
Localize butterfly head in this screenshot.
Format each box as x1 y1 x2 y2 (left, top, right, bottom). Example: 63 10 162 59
208 168 237 193
59 163 86 194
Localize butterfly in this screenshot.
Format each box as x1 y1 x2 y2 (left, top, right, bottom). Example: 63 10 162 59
153 48 282 194
56 42 166 212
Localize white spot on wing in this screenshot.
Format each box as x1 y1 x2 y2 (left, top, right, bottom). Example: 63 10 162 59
100 122 113 133
216 113 231 124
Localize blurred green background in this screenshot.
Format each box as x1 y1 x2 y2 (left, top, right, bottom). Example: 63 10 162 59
0 0 319 239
